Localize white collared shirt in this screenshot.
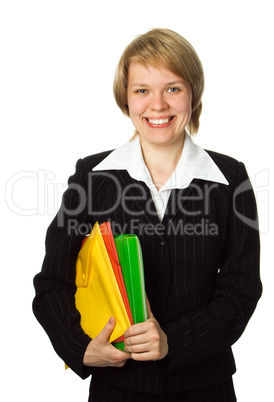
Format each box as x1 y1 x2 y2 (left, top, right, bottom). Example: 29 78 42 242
93 134 228 221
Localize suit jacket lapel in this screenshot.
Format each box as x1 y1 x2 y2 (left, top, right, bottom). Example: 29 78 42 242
118 171 163 227
161 184 197 229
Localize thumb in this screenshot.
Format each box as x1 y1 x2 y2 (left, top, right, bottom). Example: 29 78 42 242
146 295 153 318
97 317 116 342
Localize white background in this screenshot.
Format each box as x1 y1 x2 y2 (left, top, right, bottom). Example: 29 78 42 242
1 0 273 400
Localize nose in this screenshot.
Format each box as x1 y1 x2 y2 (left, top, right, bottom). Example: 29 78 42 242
149 93 169 111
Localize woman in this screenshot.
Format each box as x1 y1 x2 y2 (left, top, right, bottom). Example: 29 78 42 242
33 29 262 401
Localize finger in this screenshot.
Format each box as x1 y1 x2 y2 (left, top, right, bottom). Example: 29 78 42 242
124 332 148 347
125 320 155 338
131 351 161 361
146 295 153 318
124 341 150 354
97 317 116 342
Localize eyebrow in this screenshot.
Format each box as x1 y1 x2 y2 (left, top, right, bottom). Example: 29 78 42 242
130 83 149 88
130 80 186 88
166 80 186 86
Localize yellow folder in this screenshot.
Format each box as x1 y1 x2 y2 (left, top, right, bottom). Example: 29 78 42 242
74 222 131 343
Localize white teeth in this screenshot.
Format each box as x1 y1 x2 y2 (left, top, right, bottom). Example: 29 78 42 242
147 118 171 125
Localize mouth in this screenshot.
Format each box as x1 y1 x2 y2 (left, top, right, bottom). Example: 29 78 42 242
144 116 175 128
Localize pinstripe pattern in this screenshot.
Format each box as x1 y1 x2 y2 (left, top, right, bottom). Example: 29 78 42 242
33 149 261 398
89 377 236 401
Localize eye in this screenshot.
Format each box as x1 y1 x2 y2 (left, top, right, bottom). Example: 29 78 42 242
136 89 148 94
167 87 180 93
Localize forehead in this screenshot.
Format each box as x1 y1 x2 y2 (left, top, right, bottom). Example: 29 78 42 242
128 62 187 86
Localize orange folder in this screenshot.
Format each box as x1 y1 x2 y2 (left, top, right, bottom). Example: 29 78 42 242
100 222 133 327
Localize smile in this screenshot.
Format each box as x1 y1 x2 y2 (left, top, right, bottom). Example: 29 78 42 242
144 116 175 128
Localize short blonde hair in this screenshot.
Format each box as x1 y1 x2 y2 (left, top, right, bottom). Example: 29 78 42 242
113 28 204 136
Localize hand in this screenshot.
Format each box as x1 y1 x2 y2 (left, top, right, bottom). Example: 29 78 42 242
83 317 132 367
123 298 168 361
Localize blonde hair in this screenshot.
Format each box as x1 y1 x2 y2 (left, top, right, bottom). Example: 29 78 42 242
113 28 204 136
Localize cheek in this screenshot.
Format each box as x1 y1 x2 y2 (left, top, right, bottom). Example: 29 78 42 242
128 98 146 119
174 96 192 116
128 108 140 126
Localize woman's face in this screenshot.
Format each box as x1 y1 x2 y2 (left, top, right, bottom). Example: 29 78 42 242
127 62 192 148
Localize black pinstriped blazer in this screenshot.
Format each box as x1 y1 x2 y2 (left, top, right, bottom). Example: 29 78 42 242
33 149 262 394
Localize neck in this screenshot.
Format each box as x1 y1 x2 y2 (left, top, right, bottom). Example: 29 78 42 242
139 132 185 189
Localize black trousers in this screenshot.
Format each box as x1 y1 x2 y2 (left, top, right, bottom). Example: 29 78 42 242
89 377 236 402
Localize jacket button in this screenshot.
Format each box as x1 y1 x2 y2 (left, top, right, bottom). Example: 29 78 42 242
159 241 165 246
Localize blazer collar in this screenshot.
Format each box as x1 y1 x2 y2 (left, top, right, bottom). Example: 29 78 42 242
92 134 228 189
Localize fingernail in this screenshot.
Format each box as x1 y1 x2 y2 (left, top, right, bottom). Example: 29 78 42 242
109 317 114 325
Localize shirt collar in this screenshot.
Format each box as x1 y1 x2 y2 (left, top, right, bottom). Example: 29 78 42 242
92 134 229 189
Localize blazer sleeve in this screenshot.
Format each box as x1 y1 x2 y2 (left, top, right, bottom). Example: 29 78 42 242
33 159 94 379
162 162 262 372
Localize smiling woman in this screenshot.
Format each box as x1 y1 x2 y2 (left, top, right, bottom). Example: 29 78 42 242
126 63 193 187
33 28 261 402
113 28 204 136
127 63 192 146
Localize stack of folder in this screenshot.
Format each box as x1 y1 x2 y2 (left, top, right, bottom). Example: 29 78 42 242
74 221 148 352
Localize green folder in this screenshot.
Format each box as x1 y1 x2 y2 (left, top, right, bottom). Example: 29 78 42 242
113 234 148 351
